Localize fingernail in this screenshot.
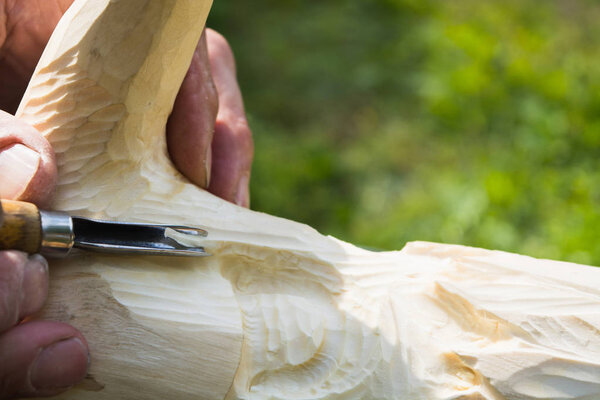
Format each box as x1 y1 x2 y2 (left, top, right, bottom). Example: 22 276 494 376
31 338 89 391
235 175 250 207
0 144 41 199
20 255 49 317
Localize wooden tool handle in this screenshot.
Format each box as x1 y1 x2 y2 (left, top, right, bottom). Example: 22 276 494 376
0 200 42 254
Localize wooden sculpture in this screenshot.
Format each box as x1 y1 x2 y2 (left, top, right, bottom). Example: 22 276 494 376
15 0 600 399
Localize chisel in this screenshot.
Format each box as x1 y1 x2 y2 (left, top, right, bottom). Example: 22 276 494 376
0 200 209 257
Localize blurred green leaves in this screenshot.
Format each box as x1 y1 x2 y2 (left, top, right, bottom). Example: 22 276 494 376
210 0 600 265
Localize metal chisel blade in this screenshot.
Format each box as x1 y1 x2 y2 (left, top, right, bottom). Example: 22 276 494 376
72 217 210 256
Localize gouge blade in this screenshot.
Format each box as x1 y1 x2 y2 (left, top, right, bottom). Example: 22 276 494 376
71 217 209 257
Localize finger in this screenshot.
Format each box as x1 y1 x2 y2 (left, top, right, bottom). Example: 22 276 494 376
206 29 254 207
167 30 219 189
0 0 75 114
0 320 89 398
0 252 48 332
0 111 57 207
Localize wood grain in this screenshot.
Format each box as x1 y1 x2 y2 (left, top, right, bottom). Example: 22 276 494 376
0 200 42 253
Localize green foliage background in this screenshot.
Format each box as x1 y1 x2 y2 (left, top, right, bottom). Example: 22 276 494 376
209 0 600 265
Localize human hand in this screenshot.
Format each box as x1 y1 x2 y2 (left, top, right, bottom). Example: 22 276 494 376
0 1 253 397
0 0 253 206
0 251 89 399
0 113 89 399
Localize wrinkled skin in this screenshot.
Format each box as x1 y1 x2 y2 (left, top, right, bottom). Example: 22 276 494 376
0 0 254 398
0 0 253 205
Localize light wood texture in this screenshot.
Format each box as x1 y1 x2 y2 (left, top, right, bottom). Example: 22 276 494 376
16 0 600 399
0 200 41 254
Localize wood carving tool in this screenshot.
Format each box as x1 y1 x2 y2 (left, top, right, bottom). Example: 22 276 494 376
0 200 209 257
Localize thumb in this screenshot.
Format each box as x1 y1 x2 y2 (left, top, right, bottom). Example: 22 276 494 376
0 111 57 207
0 321 89 398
